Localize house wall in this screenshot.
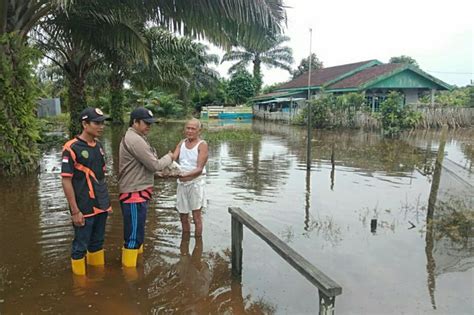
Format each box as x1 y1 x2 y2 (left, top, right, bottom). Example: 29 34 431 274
370 71 440 89
253 100 305 122
405 89 419 104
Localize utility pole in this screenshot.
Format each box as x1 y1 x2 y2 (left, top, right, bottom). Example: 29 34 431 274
306 28 313 170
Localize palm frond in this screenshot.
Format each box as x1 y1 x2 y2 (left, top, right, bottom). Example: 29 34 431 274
221 50 254 63
227 60 250 74
147 0 286 49
260 58 292 72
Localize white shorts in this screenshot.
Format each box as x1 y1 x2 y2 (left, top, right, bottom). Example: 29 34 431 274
176 176 206 214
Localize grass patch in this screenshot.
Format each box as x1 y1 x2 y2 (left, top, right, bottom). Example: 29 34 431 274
203 127 261 142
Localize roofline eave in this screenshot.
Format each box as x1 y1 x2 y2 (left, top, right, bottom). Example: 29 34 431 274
275 86 322 93
360 65 452 91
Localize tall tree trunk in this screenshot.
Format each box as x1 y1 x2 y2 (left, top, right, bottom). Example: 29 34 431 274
179 88 190 117
253 57 262 94
0 33 40 175
0 0 8 35
109 64 125 124
66 69 87 137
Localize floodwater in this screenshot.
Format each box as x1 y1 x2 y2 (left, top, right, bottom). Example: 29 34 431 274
0 121 472 314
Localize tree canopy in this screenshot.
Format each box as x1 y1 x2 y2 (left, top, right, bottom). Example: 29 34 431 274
292 53 323 78
222 34 293 94
227 69 255 104
389 55 419 67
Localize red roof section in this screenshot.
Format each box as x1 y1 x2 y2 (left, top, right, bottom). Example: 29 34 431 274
278 60 377 90
328 63 405 89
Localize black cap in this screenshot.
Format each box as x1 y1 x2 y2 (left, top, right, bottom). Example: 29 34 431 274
131 107 158 123
80 107 110 122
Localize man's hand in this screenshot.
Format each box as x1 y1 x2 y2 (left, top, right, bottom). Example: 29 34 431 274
178 172 192 182
71 211 85 226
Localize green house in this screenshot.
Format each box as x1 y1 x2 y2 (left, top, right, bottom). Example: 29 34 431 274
255 60 451 113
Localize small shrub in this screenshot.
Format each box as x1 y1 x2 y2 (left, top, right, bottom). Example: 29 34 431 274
379 91 422 136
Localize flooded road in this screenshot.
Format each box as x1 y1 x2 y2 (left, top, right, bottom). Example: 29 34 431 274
0 121 473 314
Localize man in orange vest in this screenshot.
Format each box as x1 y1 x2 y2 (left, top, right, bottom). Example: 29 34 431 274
61 107 112 275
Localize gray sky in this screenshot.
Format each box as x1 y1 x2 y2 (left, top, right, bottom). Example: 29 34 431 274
213 0 473 88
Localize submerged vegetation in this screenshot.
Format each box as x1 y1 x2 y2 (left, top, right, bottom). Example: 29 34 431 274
203 127 261 143
431 196 473 247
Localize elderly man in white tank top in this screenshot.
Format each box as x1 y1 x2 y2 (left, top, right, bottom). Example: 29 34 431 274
172 118 208 236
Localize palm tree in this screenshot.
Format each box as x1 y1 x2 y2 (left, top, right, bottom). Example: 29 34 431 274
221 35 293 93
0 0 72 175
33 1 148 135
1 0 287 174
130 31 220 116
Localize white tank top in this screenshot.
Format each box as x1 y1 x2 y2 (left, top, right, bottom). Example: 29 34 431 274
179 139 206 174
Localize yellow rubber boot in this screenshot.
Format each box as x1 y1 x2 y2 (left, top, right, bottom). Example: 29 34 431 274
86 249 105 266
71 257 86 275
138 244 143 254
122 247 138 267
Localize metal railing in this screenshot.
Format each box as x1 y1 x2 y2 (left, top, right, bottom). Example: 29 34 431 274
229 207 342 315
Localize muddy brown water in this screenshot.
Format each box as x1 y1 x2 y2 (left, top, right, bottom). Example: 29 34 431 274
0 121 472 314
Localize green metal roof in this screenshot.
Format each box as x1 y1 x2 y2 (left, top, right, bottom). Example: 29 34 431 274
252 91 302 102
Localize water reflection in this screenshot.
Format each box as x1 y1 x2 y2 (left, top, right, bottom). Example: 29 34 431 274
253 122 439 181
224 139 291 201
175 234 211 312
424 129 474 310
304 170 311 231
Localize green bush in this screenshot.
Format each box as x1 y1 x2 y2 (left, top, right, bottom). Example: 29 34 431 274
0 34 41 175
133 89 185 118
379 91 422 136
420 86 473 107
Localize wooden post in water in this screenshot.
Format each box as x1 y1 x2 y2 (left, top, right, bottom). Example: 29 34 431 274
318 291 336 315
306 28 313 170
231 215 243 277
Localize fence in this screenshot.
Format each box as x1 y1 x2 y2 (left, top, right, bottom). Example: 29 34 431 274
229 207 342 314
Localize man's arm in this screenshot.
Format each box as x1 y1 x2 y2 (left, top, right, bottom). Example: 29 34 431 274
128 134 173 172
62 177 85 226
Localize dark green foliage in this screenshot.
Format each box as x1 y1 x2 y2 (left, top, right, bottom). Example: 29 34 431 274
253 69 263 95
192 79 229 110
292 53 324 78
67 77 88 136
420 86 473 107
110 88 125 124
470 86 474 107
203 128 261 142
307 94 333 129
227 69 255 104
379 91 422 136
261 82 285 94
389 55 419 67
0 34 41 175
297 92 367 129
133 89 185 118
